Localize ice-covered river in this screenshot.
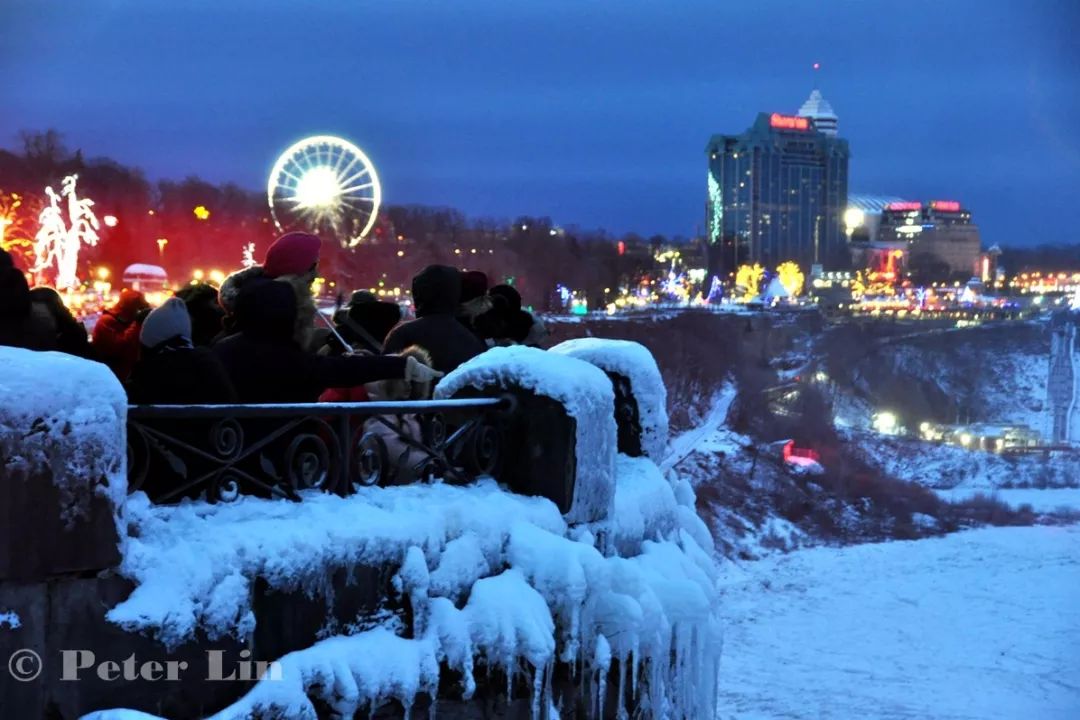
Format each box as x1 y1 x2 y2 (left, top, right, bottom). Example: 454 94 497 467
717 525 1080 719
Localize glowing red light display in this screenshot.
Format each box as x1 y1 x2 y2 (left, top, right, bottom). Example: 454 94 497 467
886 201 922 212
931 200 961 212
770 113 810 131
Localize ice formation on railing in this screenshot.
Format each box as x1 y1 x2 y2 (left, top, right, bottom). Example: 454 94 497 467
106 464 719 718
550 337 670 463
434 345 618 526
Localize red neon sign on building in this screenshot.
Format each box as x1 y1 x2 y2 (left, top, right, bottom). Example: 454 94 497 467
931 200 961 212
886 201 922 212
769 113 810 131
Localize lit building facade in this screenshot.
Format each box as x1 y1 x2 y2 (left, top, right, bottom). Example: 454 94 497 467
706 95 850 275
878 200 981 277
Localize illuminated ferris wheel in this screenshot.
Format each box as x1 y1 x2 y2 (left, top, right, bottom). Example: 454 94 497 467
267 135 382 247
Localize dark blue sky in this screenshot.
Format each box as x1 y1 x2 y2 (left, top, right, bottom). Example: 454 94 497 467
3 0 1078 245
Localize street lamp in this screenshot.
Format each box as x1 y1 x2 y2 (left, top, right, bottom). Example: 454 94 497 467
843 207 865 243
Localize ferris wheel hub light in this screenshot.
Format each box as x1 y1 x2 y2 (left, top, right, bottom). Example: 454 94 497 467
267 135 382 247
295 166 341 209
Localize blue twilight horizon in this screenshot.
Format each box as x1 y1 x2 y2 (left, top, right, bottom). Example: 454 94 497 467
1 0 1078 246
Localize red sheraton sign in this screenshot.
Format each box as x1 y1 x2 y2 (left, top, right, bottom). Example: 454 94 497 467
770 113 810 130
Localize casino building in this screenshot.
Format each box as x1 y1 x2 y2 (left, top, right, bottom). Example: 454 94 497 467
705 89 850 274
878 200 981 277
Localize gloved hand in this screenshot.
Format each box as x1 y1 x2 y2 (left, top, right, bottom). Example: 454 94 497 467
404 355 444 383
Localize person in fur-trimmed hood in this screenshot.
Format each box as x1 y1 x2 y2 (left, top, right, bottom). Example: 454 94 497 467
217 232 322 350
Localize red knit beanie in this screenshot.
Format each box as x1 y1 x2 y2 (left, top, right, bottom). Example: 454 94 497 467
263 232 321 278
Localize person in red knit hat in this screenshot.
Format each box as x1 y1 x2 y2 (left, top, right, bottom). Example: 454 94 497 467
263 231 322 279
217 232 323 350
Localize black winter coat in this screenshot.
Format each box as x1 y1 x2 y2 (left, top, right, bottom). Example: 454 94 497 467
214 334 406 403
212 279 406 403
128 346 239 405
384 265 487 373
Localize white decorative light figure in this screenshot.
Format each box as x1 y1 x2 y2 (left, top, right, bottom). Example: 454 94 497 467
32 175 100 289
241 242 257 269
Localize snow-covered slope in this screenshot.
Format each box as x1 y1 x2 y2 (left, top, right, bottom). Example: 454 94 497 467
845 429 1080 490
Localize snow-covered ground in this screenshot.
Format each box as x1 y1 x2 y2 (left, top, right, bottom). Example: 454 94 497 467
717 525 1080 719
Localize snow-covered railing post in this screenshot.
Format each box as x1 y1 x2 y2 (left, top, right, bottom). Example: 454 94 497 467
0 347 130 715
0 348 127 581
550 338 670 464
435 346 618 525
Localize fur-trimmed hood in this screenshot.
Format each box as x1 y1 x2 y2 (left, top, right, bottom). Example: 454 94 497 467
220 266 317 350
218 266 267 314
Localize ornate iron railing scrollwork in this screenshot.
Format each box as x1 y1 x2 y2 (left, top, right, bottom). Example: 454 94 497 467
126 397 510 504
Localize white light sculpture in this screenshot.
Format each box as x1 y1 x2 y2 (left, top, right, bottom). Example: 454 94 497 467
33 175 100 289
241 242 257 269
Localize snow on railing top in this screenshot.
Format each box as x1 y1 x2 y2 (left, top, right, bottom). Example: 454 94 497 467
435 345 617 526
550 337 670 463
0 346 128 521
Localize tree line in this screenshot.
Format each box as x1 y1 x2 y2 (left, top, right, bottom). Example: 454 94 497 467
0 130 691 309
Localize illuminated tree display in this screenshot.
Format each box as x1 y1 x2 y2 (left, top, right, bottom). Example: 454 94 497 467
32 174 100 289
776 261 805 297
0 190 38 268
241 241 257 269
735 263 765 300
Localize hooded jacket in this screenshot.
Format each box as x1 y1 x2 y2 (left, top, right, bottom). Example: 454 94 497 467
218 266 319 350
213 279 406 403
128 298 238 405
383 265 487 373
92 289 149 381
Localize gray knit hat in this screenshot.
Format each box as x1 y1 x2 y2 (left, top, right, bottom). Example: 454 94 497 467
140 297 192 348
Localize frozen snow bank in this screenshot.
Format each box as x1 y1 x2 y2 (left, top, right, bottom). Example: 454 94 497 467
109 480 565 648
108 455 720 717
550 338 669 463
435 345 617 525
0 346 128 519
718 525 1080 718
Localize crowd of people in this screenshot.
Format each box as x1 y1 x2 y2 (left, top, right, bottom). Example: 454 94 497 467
1 231 551 491
0 231 548 408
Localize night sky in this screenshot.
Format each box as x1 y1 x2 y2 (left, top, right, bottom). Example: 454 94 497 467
3 0 1078 245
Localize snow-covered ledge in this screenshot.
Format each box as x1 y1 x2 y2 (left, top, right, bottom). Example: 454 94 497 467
0 347 128 580
435 345 617 526
550 338 669 464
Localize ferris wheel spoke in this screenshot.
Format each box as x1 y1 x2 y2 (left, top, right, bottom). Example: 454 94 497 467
331 147 352 176
338 181 375 195
338 197 370 213
278 167 306 186
335 154 363 184
339 166 371 188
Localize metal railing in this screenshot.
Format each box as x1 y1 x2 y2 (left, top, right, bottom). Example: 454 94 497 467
127 397 512 504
